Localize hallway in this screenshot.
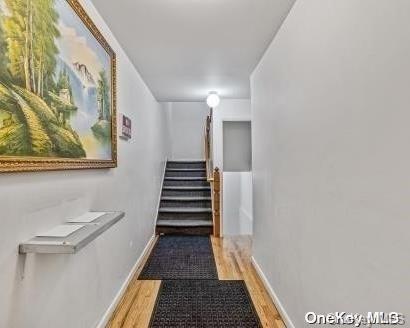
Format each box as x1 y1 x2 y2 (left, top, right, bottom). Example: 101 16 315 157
107 236 285 328
1 0 409 327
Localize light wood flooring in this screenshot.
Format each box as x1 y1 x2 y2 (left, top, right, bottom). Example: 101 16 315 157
106 236 285 328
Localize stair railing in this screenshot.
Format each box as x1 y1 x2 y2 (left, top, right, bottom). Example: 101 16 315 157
204 114 221 237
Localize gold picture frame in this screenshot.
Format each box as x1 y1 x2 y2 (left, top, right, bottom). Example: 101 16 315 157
0 0 117 173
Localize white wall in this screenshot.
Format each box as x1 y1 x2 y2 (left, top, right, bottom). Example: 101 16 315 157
0 2 170 328
223 172 253 236
165 102 209 160
212 99 251 170
212 100 253 235
251 1 410 327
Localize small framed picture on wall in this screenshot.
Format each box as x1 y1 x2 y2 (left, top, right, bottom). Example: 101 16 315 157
119 113 132 140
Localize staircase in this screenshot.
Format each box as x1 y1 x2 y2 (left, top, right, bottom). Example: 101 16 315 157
156 160 213 235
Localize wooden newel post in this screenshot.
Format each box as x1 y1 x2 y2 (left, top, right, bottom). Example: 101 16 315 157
213 167 221 237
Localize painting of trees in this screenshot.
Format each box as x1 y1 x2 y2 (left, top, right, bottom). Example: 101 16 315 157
33 0 60 97
0 10 9 79
3 0 59 95
0 0 116 171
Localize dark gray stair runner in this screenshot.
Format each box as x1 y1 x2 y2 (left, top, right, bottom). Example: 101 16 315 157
156 160 213 235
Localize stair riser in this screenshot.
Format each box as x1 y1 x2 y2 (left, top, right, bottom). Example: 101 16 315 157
158 212 212 221
160 200 211 208
165 171 206 178
162 190 211 197
156 226 213 235
167 162 206 169
164 180 209 187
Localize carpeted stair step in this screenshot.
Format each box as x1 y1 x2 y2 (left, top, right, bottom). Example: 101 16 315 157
156 226 213 235
167 161 206 169
159 207 212 213
164 177 209 187
160 198 211 208
165 177 207 181
165 172 207 178
156 219 213 227
165 168 206 177
166 168 206 172
162 186 211 190
161 196 211 201
162 187 211 197
158 211 212 221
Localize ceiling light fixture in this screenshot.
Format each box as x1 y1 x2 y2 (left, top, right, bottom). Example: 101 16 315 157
206 92 220 108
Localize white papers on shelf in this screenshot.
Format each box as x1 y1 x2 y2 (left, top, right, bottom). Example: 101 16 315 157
36 225 85 238
66 212 107 223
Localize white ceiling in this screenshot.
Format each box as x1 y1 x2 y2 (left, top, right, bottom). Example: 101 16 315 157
90 0 295 102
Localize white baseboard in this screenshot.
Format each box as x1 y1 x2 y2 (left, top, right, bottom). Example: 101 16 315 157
251 256 295 328
96 234 156 328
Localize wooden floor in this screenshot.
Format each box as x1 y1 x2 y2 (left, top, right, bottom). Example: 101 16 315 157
106 236 285 328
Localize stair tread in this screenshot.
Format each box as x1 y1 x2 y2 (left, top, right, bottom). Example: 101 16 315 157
166 168 206 172
167 160 205 163
157 219 213 227
162 186 211 190
165 177 207 181
161 197 211 201
159 207 212 213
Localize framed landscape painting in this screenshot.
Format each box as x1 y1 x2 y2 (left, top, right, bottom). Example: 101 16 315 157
0 0 117 172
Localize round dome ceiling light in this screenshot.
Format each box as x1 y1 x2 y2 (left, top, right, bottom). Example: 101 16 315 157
206 92 220 108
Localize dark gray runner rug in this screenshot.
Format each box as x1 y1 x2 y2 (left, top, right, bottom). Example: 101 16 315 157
149 280 262 328
139 235 218 280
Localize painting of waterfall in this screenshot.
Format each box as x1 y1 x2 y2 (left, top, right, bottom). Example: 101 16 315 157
0 0 117 172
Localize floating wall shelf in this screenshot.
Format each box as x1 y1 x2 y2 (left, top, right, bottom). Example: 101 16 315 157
19 211 125 254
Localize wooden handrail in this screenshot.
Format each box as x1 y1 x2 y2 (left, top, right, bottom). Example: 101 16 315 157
204 114 221 237
204 115 213 180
